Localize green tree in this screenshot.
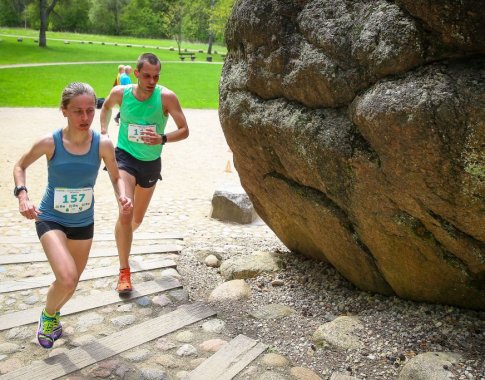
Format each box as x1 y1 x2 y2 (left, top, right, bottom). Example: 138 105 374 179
25 0 39 29
38 0 60 47
183 0 210 42
169 0 184 53
210 0 234 43
89 0 129 35
50 0 90 32
0 0 32 27
120 0 170 38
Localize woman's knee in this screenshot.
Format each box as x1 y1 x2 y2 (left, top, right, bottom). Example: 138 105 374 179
56 272 79 292
118 210 133 225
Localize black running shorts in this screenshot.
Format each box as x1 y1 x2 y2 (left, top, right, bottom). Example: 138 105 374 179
35 221 94 240
115 147 162 188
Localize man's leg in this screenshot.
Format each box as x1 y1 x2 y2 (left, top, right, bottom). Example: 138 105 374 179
115 170 136 293
132 185 157 231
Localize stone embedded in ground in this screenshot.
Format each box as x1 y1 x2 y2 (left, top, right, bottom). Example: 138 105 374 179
290 366 323 380
398 352 462 380
220 251 282 280
176 344 197 357
121 348 152 362
210 182 257 224
205 254 221 268
76 312 104 332
220 0 485 310
156 354 180 368
175 330 195 343
312 316 364 350
111 314 136 328
199 338 228 352
262 353 290 367
0 343 21 355
209 279 251 301
156 338 176 351
202 319 226 333
152 294 172 307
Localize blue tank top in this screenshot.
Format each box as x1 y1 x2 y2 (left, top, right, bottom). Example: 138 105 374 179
38 129 101 227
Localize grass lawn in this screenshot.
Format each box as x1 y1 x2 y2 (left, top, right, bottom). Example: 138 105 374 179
0 27 227 55
0 31 225 109
0 62 222 109
0 35 225 65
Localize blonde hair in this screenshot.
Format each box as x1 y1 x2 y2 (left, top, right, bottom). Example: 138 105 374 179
60 82 96 109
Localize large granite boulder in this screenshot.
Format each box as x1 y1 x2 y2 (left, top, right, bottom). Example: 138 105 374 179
219 0 485 309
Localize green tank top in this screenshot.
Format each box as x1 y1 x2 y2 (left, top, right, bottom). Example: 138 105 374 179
118 85 168 161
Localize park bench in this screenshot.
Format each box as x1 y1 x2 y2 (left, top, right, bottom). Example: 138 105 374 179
179 52 196 61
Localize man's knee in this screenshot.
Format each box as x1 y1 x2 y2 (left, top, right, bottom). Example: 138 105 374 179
132 220 142 231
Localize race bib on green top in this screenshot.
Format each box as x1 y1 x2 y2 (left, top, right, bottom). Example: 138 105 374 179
54 187 93 214
128 124 156 143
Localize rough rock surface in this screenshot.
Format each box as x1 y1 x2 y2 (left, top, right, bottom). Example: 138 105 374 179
219 0 485 309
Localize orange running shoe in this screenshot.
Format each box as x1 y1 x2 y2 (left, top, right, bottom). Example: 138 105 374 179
116 268 132 293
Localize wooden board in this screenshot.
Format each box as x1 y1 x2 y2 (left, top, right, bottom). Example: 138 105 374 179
0 231 183 244
0 258 176 293
187 334 268 380
0 277 182 331
0 302 216 380
0 244 182 265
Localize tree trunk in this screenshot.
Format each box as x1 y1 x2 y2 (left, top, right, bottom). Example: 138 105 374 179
207 0 215 55
207 32 214 55
38 0 59 48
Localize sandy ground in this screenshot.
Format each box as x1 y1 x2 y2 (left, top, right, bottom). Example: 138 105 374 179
0 107 235 215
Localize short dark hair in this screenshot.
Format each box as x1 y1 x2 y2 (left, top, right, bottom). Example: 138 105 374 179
136 53 161 71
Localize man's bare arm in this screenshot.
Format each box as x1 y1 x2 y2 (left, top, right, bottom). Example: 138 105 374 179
162 89 189 143
100 86 124 135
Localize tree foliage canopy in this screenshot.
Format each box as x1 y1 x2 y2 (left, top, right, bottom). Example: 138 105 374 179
0 0 235 44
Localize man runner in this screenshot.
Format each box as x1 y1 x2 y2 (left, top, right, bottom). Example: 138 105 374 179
100 53 189 293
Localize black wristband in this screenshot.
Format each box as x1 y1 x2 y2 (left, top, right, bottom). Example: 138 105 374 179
14 185 28 197
161 134 168 145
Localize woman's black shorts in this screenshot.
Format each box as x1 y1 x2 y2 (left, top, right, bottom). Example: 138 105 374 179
35 221 94 240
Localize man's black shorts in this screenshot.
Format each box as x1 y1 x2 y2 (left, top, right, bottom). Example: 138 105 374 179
115 147 162 188
35 221 94 240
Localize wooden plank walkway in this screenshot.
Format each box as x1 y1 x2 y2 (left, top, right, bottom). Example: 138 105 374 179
187 334 268 380
0 258 176 293
0 244 182 265
0 302 216 380
0 232 183 244
0 277 182 331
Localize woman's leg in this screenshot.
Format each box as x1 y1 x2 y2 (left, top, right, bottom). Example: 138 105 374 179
54 237 92 311
40 230 81 315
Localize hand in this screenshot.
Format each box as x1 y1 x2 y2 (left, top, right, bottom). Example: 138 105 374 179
118 195 133 214
140 128 161 145
18 198 41 220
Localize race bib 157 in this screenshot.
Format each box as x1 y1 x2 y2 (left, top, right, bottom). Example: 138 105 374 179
54 187 93 214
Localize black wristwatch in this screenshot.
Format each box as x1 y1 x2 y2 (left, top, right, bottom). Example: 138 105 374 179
14 185 28 197
160 134 168 145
